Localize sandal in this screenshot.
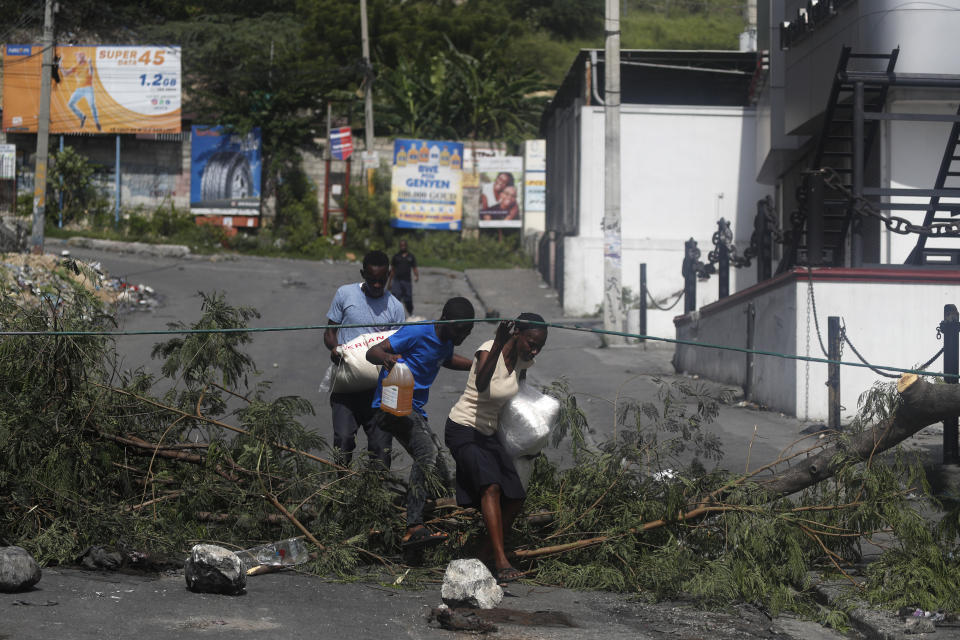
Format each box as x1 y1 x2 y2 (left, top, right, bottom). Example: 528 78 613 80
401 526 448 550
495 566 524 584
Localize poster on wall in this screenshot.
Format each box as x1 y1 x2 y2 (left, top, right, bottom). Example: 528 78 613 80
190 126 262 216
2 44 181 134
523 140 546 223
390 138 463 230
477 156 523 228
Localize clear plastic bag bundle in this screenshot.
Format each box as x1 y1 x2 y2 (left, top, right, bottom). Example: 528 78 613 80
497 381 561 458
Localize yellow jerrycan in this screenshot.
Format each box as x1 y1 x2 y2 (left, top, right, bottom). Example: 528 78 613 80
380 359 414 416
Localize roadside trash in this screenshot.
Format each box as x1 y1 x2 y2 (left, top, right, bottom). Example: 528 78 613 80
77 545 123 570
234 537 310 573
429 604 498 633
905 616 936 634
653 469 677 482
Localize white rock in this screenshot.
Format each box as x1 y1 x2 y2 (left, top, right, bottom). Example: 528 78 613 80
440 559 502 609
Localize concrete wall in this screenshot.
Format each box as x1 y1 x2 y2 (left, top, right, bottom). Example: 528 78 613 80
675 268 959 421
561 104 773 337
3 132 191 212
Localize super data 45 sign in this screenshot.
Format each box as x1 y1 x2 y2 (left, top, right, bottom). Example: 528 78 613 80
2 44 181 134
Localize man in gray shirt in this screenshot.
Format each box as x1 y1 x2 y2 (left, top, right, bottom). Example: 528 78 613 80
324 251 405 468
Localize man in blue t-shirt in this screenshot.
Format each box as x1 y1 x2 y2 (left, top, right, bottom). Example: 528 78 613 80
324 250 405 468
366 296 475 550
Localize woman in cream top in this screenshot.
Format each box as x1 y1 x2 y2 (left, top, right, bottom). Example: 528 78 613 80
444 313 547 584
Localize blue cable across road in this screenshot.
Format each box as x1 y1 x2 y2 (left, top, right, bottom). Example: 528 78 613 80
0 317 950 380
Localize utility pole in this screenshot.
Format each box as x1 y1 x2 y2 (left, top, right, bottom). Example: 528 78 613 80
31 0 55 254
603 0 625 344
360 0 376 194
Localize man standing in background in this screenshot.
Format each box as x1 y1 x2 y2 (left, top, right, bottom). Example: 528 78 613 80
324 250 405 468
388 239 420 319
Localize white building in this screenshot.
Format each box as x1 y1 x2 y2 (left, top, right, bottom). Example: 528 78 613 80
542 3 960 425
539 50 773 338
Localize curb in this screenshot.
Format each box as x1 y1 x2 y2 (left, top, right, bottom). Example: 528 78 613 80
63 237 191 258
810 576 948 640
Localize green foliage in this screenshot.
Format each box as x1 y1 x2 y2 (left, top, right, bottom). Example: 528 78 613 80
46 203 230 253
48 146 110 225
376 38 546 145
622 8 745 50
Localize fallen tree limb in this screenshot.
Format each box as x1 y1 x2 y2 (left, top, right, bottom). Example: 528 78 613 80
757 373 949 497
95 382 346 472
514 374 954 560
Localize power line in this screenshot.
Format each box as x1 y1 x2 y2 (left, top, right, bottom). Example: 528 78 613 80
0 316 952 380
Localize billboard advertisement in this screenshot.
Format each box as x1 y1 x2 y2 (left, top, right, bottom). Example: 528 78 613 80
2 44 181 134
190 126 262 216
390 138 463 230
523 140 546 230
478 156 523 228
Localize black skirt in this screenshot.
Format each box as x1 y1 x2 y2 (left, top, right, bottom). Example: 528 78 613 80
444 418 526 508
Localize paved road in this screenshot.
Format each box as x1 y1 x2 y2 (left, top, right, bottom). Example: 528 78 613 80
3 566 852 640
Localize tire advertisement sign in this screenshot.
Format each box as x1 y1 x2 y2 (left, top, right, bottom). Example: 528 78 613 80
477 156 523 228
390 138 463 230
2 44 181 134
190 126 262 216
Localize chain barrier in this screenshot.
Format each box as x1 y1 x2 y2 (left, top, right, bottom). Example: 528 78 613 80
807 267 945 378
819 167 960 237
805 267 831 358
840 323 900 379
646 288 684 311
919 347 944 371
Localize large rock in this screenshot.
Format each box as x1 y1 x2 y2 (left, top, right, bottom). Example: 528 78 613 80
0 546 42 593
440 559 502 609
184 544 246 595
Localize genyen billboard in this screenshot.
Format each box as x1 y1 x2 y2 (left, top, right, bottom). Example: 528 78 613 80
390 138 463 230
2 44 181 134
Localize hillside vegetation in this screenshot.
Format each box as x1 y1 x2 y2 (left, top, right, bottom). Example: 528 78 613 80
3 0 746 260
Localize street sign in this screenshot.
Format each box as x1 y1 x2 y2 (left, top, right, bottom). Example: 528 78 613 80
330 127 353 160
362 150 379 168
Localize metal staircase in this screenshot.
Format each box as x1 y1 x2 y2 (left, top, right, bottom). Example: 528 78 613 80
904 102 960 265
778 47 899 272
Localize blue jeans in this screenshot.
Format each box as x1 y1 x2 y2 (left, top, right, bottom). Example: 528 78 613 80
330 389 392 469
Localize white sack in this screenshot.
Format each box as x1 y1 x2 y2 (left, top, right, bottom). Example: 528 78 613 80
498 382 561 488
318 330 396 393
497 381 560 458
